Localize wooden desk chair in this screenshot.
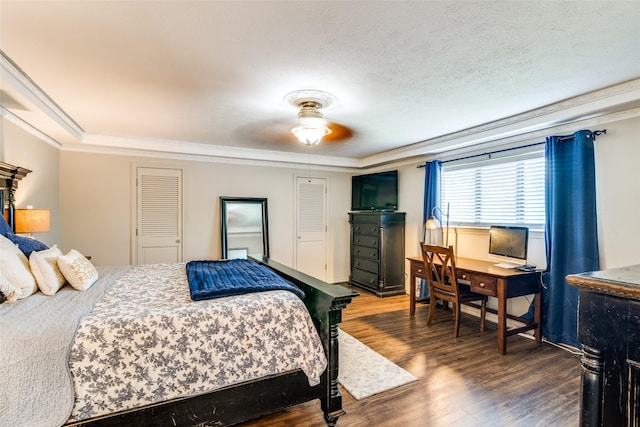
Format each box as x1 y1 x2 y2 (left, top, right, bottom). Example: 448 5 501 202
420 244 487 337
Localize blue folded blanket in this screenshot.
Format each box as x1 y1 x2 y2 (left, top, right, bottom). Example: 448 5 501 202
186 259 305 301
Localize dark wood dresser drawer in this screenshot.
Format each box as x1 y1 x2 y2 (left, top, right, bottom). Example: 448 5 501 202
351 268 378 288
351 223 379 235
353 257 378 274
353 245 378 260
469 274 497 296
353 234 379 248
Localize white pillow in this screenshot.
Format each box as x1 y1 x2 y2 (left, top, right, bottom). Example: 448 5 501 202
57 249 98 291
0 234 38 299
0 270 19 303
29 245 66 295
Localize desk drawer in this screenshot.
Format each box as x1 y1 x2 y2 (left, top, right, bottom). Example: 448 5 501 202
469 274 497 296
353 245 379 260
353 234 379 249
411 260 428 280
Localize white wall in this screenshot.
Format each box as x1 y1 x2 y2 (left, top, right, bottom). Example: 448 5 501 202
594 116 640 268
58 151 353 281
1 117 60 247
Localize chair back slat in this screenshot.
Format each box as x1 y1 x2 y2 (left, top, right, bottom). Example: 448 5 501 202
418 243 487 337
421 244 459 296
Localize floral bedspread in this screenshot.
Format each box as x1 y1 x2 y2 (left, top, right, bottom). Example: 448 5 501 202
67 263 327 422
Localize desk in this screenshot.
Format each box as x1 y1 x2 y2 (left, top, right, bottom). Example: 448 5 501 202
408 256 542 354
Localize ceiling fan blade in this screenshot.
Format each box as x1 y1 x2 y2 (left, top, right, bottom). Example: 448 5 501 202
236 119 354 147
324 122 353 142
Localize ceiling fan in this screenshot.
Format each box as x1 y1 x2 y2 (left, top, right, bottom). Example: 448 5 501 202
233 89 353 149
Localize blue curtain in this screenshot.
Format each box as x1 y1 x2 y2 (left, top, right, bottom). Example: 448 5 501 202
543 130 600 348
420 160 441 298
423 160 442 228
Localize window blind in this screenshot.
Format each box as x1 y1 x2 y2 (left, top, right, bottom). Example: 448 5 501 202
442 151 545 228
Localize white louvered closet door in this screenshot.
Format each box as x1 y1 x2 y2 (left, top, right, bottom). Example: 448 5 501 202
135 167 183 265
295 177 327 280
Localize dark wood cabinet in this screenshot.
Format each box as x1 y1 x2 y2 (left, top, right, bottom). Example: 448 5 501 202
348 212 405 297
567 265 640 426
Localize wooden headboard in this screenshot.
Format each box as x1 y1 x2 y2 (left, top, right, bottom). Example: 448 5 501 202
0 161 31 231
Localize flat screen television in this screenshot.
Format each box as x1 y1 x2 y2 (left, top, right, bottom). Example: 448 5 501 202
351 170 398 211
489 225 529 260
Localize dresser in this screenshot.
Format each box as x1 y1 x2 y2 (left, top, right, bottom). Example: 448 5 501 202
348 212 405 297
566 265 640 426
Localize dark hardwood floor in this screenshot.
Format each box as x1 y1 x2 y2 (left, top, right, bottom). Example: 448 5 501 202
242 288 581 427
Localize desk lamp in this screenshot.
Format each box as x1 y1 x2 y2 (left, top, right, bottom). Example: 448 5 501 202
425 203 450 247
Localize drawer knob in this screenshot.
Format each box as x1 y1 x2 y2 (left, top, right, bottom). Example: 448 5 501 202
480 282 486 288
417 268 423 273
461 274 467 280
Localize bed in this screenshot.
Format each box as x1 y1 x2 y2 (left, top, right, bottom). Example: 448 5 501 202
0 161 358 426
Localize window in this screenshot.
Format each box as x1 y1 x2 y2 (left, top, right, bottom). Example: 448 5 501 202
442 150 545 228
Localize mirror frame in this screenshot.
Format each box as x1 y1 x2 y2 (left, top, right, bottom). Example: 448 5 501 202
220 196 269 259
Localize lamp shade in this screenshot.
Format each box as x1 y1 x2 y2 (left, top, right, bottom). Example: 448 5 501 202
424 216 443 245
15 209 50 234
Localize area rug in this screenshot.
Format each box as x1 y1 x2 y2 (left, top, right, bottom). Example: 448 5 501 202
338 330 418 400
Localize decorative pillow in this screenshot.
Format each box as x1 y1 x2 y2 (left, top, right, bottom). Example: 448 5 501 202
0 270 19 303
29 245 66 295
57 249 98 291
0 234 38 299
6 233 49 258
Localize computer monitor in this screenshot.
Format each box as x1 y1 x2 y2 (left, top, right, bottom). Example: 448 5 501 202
489 225 529 260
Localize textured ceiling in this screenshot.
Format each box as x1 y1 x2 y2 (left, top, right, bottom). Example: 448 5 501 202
1 1 640 167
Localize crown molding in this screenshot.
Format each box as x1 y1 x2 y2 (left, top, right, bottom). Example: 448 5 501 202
360 79 640 168
0 50 84 141
79 133 361 169
1 106 63 149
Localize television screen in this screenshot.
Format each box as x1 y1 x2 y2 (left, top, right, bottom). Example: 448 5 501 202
489 225 529 260
351 170 398 211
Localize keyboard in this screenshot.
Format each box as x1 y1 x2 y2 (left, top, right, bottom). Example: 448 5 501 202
493 262 520 269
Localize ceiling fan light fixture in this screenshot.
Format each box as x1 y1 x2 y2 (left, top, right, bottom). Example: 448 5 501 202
291 123 331 146
291 102 331 146
284 90 337 146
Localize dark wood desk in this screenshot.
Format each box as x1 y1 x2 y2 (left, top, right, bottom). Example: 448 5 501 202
408 256 542 354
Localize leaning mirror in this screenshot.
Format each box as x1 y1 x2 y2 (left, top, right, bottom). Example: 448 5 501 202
220 197 269 260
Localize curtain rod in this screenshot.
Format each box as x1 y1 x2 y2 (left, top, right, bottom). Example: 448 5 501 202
417 129 607 168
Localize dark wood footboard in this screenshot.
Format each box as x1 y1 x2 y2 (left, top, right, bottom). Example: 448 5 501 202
252 256 359 425
67 257 357 427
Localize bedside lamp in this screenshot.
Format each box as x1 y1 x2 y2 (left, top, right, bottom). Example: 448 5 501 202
15 208 50 238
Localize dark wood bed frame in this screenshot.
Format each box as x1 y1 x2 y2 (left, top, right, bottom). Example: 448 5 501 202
0 161 31 232
72 257 357 427
0 161 358 426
